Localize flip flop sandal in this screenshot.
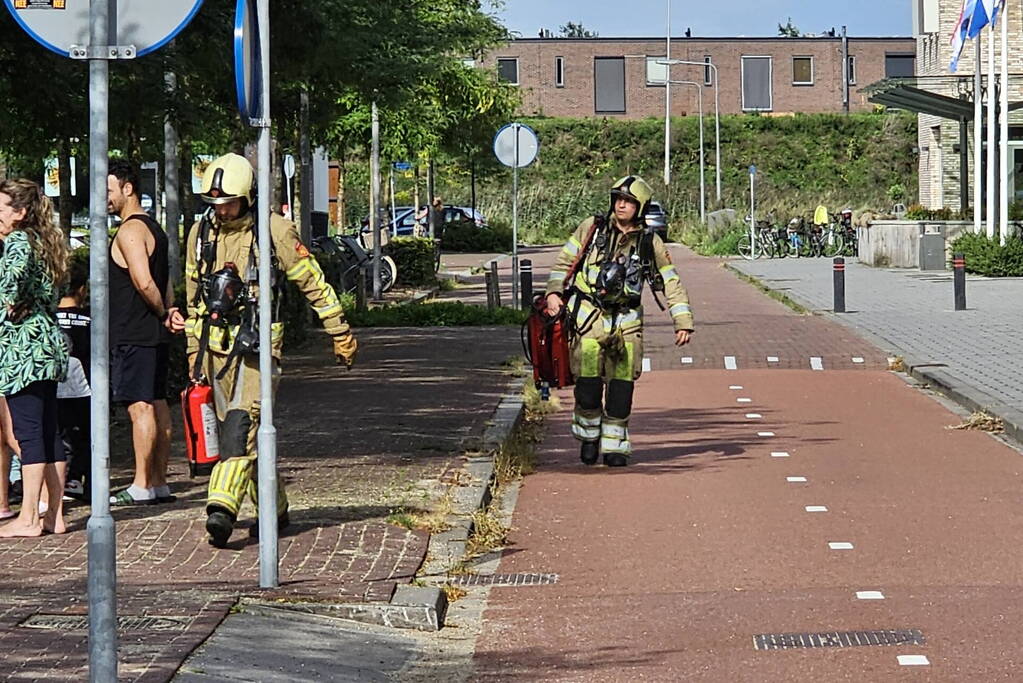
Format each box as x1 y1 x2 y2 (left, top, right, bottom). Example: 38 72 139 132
110 490 157 506
0 510 15 520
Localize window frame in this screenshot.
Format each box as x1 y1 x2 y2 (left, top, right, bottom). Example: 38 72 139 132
496 57 519 85
884 52 915 78
740 55 773 112
594 56 627 114
703 55 713 86
555 56 565 88
645 55 668 87
791 56 814 86
847 55 856 85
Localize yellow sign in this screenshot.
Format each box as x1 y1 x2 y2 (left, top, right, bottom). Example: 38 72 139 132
15 0 66 9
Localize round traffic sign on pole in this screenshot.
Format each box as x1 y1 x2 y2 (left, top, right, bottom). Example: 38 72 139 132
283 154 296 179
493 123 539 168
234 0 261 121
3 0 204 57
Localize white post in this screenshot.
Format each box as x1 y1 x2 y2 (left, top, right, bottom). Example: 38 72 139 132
663 0 671 187
255 0 279 589
370 101 382 299
975 35 983 233
987 23 997 239
512 123 520 309
999 2 1009 244
696 86 705 222
712 65 720 205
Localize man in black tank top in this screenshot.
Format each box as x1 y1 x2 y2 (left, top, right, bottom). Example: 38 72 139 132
107 160 186 506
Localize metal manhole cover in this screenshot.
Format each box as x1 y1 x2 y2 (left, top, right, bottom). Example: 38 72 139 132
20 614 192 631
754 629 924 650
450 572 559 587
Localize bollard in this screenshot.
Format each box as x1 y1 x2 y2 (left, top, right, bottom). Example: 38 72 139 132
953 251 966 311
520 259 533 309
489 260 502 308
833 257 846 313
484 270 496 310
356 269 368 311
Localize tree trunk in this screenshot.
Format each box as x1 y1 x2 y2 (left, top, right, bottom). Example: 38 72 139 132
337 150 347 232
57 139 73 237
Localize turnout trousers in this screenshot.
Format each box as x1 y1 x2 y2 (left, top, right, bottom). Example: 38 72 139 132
201 352 288 520
569 298 644 459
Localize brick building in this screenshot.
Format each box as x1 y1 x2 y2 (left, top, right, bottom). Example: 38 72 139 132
477 35 915 119
906 0 1023 210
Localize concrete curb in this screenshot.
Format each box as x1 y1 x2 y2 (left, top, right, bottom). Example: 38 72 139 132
727 262 1023 447
420 378 526 580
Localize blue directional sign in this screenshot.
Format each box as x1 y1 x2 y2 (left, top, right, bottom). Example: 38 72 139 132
393 161 412 171
234 0 262 121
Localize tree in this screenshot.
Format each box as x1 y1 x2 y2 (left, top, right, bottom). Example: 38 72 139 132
778 18 801 37
559 22 598 38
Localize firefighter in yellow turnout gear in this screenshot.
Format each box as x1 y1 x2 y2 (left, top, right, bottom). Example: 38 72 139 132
545 176 693 466
185 153 358 548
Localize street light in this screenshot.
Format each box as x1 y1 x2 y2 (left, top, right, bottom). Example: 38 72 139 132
667 80 705 223
658 59 721 206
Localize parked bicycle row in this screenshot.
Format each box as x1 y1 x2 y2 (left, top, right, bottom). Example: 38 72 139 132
738 206 858 260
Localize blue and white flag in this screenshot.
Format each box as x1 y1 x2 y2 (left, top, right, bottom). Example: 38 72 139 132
950 0 977 72
966 0 1003 39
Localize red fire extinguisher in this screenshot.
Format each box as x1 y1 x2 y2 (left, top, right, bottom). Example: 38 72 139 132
182 381 220 477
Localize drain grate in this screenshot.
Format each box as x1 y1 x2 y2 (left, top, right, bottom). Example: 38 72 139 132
20 614 192 632
450 572 559 587
754 629 925 651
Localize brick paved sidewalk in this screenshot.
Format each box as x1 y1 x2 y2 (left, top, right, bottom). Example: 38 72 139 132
0 327 519 682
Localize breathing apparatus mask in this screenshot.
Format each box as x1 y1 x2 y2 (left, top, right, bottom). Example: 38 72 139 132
202 262 246 324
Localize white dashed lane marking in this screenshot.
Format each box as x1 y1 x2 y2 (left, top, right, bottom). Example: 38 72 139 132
745 413 762 419
737 398 752 403
771 451 790 458
724 356 738 370
786 476 807 483
642 358 651 372
729 385 743 390
897 655 929 666
767 356 779 363
681 356 693 365
828 542 854 550
852 357 865 364
856 591 885 600
810 357 824 371
757 431 775 437
805 505 828 512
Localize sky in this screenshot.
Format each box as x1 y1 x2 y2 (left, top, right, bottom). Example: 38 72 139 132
491 0 912 39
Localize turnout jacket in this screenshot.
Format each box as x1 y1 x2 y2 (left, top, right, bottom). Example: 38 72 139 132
545 216 694 332
185 211 348 358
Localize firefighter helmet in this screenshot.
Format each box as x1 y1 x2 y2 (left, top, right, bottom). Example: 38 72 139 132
610 176 653 218
200 153 255 206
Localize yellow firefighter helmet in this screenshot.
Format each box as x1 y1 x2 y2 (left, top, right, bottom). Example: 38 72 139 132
610 176 654 217
200 153 255 206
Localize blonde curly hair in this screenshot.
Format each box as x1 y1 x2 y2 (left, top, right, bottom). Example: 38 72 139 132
0 178 68 288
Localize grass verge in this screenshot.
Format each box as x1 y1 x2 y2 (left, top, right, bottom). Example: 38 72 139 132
725 264 810 315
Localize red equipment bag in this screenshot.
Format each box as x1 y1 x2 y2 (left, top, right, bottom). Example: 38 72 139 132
524 294 574 394
181 382 220 477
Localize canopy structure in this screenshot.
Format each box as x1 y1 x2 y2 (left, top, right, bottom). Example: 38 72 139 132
863 77 1023 212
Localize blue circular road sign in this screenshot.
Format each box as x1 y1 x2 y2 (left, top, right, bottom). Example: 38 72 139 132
234 0 262 121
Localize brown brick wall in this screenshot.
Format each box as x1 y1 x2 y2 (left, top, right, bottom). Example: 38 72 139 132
479 37 915 119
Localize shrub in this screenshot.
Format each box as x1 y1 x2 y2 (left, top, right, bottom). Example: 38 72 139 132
387 237 437 287
949 232 1023 276
347 301 526 327
441 219 513 252
905 205 964 221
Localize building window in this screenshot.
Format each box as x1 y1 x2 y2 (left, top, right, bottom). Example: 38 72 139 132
595 57 626 113
885 53 914 78
497 58 519 85
847 55 856 85
646 56 667 86
792 56 814 85
704 55 713 85
741 56 772 111
555 56 565 87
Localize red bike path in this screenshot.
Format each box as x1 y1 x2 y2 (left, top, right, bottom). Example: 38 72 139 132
473 247 1023 681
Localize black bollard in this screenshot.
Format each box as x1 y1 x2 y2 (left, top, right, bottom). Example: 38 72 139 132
484 270 496 310
953 252 966 311
833 257 846 313
520 259 533 309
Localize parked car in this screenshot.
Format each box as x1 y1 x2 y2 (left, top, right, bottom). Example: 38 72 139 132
360 205 488 237
645 201 669 242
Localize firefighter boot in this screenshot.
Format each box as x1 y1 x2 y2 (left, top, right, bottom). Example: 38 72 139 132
580 441 600 466
206 506 236 548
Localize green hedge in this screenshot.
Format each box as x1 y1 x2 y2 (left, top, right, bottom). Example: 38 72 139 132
441 219 513 252
348 301 525 327
388 237 437 287
948 232 1023 276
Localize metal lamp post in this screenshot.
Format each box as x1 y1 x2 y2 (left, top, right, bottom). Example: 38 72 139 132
658 59 721 205
667 80 705 223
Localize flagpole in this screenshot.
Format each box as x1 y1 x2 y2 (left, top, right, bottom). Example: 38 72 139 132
974 34 982 234
999 0 1009 244
987 20 997 239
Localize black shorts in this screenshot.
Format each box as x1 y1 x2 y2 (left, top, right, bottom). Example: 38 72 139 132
6 380 63 466
111 344 169 404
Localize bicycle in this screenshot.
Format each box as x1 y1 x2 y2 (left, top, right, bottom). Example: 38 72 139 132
311 229 397 295
737 218 783 259
833 209 857 257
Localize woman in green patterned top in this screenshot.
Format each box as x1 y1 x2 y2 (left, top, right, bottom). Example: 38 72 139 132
0 179 70 538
